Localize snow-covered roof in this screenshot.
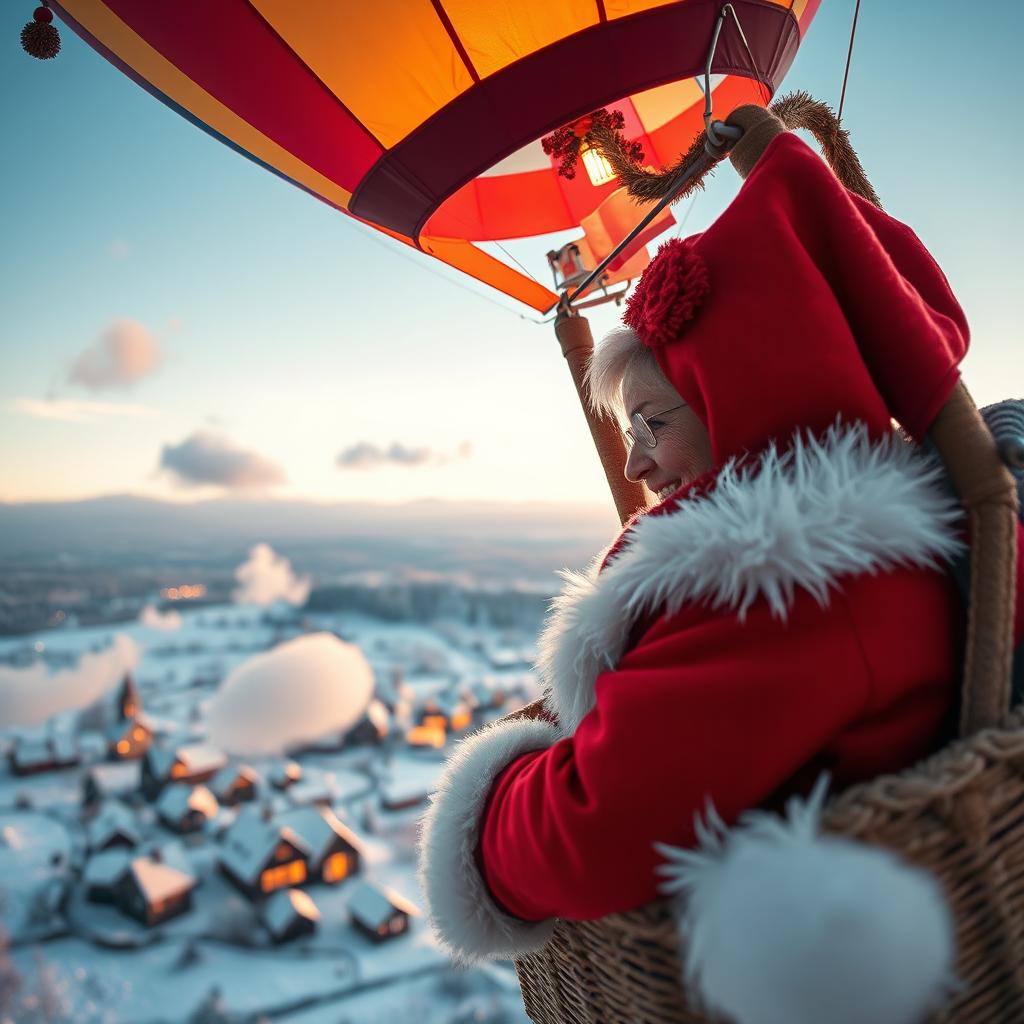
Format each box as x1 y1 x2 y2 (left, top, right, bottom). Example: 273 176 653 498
210 763 258 796
50 733 79 762
83 848 131 888
219 806 309 886
10 737 52 768
285 779 333 808
83 760 139 796
126 854 196 904
381 776 430 809
156 783 218 822
87 801 141 850
174 743 227 776
269 760 303 786
145 744 179 780
275 807 361 864
261 888 319 938
105 717 151 743
347 880 419 929
136 840 194 880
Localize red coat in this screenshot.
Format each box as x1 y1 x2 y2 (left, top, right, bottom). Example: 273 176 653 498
418 428 986 963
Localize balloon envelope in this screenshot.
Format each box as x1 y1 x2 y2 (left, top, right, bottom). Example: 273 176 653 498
51 0 820 310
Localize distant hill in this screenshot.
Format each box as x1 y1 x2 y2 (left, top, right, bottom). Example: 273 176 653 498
0 494 619 563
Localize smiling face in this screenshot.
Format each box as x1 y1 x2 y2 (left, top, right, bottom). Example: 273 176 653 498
620 358 713 499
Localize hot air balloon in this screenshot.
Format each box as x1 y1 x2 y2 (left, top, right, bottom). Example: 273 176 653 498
25 0 821 520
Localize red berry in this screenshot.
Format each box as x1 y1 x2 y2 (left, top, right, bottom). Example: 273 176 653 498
34 6 54 23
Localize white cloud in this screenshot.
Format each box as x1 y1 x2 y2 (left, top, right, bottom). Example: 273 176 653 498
139 605 182 631
10 397 155 424
206 633 373 755
336 440 473 470
69 318 162 390
0 635 139 729
160 431 286 491
232 543 311 607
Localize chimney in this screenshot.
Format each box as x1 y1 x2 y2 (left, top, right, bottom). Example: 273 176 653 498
150 847 163 863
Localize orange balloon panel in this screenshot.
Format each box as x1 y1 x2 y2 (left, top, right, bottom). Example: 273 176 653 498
50 0 821 311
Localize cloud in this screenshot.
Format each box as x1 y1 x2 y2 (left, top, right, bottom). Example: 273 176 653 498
0 635 139 729
160 431 285 490
233 543 311 607
10 397 155 424
205 633 373 755
336 440 473 470
69 318 162 390
139 605 182 631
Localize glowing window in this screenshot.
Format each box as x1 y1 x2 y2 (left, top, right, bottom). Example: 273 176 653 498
260 859 306 892
323 852 350 883
116 740 129 755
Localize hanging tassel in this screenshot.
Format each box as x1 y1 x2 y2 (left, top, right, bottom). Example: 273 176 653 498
21 6 61 60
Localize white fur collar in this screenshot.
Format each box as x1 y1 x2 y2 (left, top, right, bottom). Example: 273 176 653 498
538 424 963 736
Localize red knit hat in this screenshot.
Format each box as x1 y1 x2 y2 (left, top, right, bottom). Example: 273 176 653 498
623 133 969 466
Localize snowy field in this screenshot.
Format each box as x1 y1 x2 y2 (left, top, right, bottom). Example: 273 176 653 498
0 604 541 1023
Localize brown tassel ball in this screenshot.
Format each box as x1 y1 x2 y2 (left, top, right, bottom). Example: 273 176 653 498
22 7 61 60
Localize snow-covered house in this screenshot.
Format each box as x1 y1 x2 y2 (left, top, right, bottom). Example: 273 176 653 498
276 807 362 885
344 700 391 748
113 850 197 926
380 776 430 811
209 764 258 807
285 777 334 809
414 693 472 734
106 716 153 761
268 760 303 791
156 783 219 834
83 848 131 903
81 762 140 811
219 806 310 897
261 888 319 944
347 880 419 942
87 801 141 851
142 743 228 800
8 734 80 776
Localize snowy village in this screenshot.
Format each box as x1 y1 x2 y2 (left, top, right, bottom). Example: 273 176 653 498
0 543 540 1023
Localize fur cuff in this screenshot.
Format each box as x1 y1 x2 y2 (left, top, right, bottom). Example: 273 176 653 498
417 717 560 964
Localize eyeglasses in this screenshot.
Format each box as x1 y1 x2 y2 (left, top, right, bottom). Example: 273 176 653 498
622 403 687 451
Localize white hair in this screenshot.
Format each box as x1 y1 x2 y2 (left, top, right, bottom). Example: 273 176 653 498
585 326 661 420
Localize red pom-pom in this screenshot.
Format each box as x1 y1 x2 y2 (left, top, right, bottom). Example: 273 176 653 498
623 238 709 349
22 11 60 59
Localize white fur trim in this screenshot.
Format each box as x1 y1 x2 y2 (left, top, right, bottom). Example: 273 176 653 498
539 423 963 734
418 717 560 964
655 779 956 1024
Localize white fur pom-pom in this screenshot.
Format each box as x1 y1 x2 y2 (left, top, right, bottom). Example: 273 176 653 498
655 779 956 1024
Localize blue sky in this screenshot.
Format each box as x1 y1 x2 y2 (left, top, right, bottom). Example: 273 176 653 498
1 1 1020 506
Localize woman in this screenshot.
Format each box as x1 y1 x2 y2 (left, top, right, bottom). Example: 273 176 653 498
417 129 1020 965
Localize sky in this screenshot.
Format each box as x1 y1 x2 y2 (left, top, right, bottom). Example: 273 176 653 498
1 1 1021 507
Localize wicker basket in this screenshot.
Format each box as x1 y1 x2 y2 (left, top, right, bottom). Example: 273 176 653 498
516 703 1024 1024
512 107 1022 1024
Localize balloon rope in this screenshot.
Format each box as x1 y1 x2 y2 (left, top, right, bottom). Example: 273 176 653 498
838 0 863 124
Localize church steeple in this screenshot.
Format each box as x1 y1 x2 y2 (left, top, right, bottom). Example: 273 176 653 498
117 673 140 721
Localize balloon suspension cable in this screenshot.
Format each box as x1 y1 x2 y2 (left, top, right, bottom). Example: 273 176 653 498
560 5 752 312
702 5 752 154
837 0 862 124
560 150 717 311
